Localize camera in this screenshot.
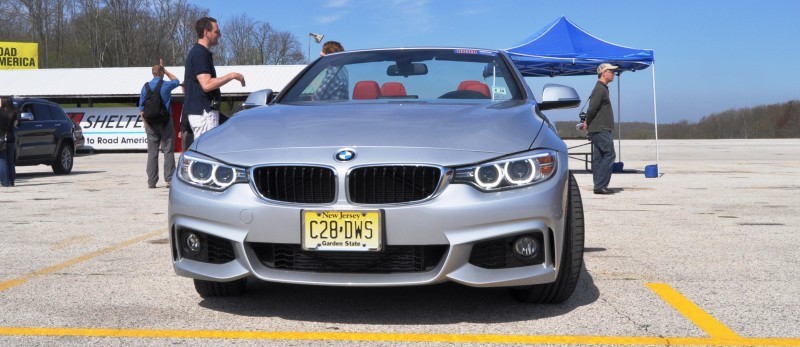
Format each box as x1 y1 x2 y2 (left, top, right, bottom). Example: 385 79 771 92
210 99 220 111
579 112 586 122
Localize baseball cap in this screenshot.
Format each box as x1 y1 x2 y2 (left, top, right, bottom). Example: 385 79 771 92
597 63 619 74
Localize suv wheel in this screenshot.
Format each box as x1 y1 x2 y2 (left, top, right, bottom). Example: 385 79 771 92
52 143 74 174
194 278 247 298
509 171 585 304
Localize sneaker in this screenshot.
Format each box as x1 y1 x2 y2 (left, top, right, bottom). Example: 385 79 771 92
165 182 171 188
148 184 156 189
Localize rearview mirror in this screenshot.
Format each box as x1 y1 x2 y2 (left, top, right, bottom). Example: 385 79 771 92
539 84 580 110
387 63 428 77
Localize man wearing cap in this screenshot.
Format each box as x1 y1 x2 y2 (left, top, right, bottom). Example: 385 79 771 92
582 63 618 194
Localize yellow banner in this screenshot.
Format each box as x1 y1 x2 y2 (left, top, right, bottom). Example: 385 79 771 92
0 42 39 70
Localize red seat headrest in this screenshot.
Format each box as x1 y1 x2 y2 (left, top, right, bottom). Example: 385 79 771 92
381 82 407 97
353 81 381 100
457 80 491 97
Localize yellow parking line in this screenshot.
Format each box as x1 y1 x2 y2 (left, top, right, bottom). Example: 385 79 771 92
647 282 740 339
2 326 800 346
0 229 164 293
2 243 798 347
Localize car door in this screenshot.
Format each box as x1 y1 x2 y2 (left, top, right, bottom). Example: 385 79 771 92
16 102 57 159
48 104 74 149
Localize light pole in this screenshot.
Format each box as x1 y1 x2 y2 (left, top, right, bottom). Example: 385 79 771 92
308 32 324 63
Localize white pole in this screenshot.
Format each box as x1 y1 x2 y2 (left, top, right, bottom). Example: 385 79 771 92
651 62 660 165
617 72 622 162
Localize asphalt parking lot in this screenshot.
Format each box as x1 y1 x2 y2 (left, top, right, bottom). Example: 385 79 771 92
1 139 798 347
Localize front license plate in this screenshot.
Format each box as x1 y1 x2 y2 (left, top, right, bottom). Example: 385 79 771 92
302 210 382 251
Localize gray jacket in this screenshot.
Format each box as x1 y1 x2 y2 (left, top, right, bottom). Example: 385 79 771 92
585 81 614 132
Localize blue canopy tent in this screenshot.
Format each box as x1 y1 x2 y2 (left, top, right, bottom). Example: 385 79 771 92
505 16 660 176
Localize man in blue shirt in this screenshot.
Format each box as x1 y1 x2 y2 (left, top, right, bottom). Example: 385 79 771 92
138 59 180 189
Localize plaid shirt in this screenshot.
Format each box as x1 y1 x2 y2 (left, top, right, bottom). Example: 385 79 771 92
313 66 349 101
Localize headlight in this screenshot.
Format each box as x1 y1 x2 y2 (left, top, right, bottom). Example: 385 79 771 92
177 153 248 191
452 151 557 191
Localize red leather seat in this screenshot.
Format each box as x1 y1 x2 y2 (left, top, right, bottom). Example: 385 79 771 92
381 82 407 97
352 81 381 100
457 80 491 97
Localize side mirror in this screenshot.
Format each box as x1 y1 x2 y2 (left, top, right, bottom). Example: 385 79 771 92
19 112 34 121
539 84 580 110
242 89 274 109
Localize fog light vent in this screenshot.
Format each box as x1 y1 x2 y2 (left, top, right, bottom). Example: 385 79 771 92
177 228 236 264
469 233 545 269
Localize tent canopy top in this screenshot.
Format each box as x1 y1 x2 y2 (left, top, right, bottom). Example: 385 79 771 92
504 16 654 77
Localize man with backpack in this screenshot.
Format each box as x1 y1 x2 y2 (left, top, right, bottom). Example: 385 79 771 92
138 59 180 189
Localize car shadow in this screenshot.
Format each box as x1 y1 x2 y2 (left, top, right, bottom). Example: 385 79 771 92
16 170 105 179
198 268 599 324
12 170 105 187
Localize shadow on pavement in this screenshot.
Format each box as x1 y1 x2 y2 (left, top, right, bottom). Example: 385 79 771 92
198 269 600 324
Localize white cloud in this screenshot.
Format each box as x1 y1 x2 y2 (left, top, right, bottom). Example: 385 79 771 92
326 0 351 8
457 8 484 16
389 0 432 34
315 11 347 24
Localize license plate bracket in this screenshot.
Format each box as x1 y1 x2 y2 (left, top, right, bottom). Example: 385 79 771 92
302 210 382 251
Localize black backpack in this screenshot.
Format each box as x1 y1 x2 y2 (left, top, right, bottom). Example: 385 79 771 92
142 79 170 123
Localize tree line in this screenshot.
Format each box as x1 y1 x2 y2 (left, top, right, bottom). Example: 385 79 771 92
3 1 797 140
556 100 800 139
0 0 305 68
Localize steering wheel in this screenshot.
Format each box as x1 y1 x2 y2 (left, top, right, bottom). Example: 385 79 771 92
438 90 490 99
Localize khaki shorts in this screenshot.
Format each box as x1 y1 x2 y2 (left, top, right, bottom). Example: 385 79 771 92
187 109 219 139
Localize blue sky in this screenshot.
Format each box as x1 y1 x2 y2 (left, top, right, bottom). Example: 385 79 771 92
190 0 800 124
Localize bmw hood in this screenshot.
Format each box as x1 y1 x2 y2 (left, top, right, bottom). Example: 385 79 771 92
192 101 547 166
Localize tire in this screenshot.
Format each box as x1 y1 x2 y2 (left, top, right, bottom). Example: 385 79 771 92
193 278 247 298
509 171 585 304
51 143 74 174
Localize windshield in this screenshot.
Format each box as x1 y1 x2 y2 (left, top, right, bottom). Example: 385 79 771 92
280 49 523 103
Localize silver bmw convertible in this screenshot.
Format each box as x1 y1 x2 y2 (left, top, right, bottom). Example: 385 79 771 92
169 47 585 303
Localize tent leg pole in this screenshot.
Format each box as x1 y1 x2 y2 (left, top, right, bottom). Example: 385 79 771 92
652 63 660 166
617 73 622 162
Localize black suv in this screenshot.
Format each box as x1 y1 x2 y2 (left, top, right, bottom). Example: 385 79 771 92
12 98 80 174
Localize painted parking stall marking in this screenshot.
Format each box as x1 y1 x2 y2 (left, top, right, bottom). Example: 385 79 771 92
2 232 799 345
0 229 163 293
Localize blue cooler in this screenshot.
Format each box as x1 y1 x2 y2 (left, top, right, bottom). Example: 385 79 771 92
645 164 658 178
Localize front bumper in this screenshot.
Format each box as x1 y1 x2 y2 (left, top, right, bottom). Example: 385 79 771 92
169 166 569 288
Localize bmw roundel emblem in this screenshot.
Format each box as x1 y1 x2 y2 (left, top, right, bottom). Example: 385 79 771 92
335 148 356 162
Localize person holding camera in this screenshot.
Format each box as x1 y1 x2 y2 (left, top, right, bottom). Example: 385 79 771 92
582 63 618 195
183 17 245 140
312 41 349 101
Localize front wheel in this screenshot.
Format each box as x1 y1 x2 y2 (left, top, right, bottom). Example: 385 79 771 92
51 143 74 174
509 171 585 304
194 278 247 298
